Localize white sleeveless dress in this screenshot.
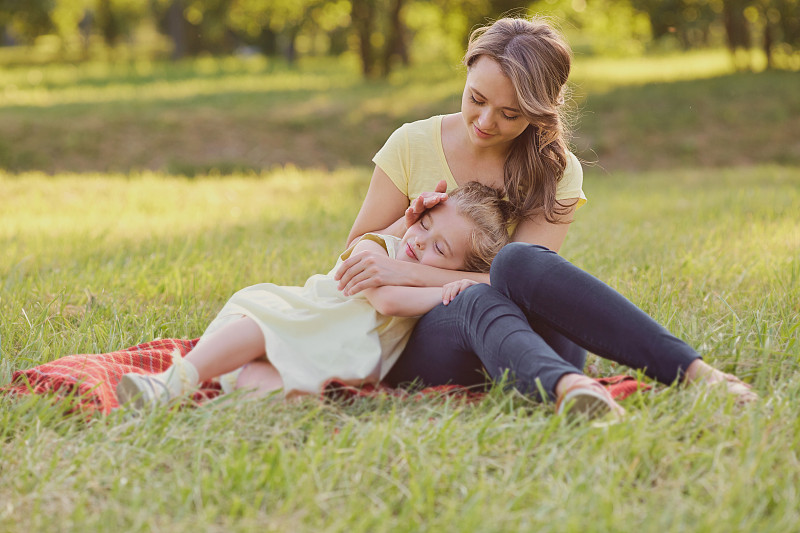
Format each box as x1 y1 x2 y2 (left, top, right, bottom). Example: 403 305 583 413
198 234 417 397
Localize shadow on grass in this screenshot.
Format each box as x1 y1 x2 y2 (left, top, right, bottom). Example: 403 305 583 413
0 68 797 175
574 70 800 172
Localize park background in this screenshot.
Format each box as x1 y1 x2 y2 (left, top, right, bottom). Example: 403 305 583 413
1 1 799 532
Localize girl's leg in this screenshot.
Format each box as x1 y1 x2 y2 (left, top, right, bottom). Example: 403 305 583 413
384 283 585 401
117 316 268 407
234 360 284 398
186 316 266 382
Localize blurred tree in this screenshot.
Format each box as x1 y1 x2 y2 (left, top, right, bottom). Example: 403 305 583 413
383 0 409 73
722 0 751 62
632 0 717 48
746 0 800 68
351 0 411 76
227 0 328 63
350 0 378 75
632 0 799 69
152 0 233 57
0 0 54 44
165 0 187 59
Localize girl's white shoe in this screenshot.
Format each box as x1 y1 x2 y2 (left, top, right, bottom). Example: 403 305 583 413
116 350 199 409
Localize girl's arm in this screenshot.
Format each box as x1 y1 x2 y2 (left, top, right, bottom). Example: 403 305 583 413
363 285 445 317
350 239 476 317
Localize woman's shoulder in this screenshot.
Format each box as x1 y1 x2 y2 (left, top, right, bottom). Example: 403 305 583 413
393 115 443 136
556 150 587 206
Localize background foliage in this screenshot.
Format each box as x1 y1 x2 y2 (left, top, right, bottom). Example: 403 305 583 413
1 0 799 74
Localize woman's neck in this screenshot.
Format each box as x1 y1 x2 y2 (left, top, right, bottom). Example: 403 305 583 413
443 113 510 182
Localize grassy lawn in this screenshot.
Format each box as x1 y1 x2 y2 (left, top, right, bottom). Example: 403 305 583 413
1 50 799 531
1 50 798 174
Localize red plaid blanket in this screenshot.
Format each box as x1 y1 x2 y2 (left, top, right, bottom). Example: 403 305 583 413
2 339 650 414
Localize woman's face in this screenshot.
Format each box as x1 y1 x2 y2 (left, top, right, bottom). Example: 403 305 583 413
398 201 472 271
461 56 530 150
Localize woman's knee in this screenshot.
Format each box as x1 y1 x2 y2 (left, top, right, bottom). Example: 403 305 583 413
490 242 556 292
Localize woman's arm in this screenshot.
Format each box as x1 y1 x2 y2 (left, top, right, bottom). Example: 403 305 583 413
346 166 409 248
511 199 579 252
337 252 489 296
340 168 462 292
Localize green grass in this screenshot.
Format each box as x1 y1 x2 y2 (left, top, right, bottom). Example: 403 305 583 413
1 50 798 174
1 164 799 532
1 50 799 531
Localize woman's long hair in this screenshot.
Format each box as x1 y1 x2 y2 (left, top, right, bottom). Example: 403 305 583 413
464 17 575 224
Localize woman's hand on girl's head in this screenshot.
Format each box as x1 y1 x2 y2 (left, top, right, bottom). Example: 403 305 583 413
442 279 481 305
335 250 412 296
404 180 449 229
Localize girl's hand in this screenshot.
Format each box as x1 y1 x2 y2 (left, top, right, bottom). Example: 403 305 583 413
335 250 411 296
404 180 448 229
442 279 481 305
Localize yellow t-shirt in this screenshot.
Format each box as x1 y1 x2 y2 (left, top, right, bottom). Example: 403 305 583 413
373 114 586 208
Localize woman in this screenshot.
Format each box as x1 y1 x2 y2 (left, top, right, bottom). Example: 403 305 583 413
311 18 753 415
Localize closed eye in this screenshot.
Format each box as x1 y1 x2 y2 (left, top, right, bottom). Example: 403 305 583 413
471 93 520 120
420 212 433 230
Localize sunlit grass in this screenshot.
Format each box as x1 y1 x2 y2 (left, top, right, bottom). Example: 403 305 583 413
570 48 743 93
1 164 799 531
0 49 747 109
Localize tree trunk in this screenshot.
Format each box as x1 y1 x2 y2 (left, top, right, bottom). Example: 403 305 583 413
351 0 376 77
382 0 408 76
96 0 120 47
281 26 300 65
258 27 278 56
763 17 773 70
168 0 187 60
722 0 751 70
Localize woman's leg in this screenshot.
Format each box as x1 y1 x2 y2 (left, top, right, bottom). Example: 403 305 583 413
384 283 584 401
490 243 701 384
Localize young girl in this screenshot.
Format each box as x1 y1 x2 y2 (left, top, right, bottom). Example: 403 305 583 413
115 183 512 407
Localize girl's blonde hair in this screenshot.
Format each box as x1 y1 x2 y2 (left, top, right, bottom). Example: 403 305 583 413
448 182 513 273
463 17 574 224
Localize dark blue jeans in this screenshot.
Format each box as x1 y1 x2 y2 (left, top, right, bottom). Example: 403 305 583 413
383 243 701 401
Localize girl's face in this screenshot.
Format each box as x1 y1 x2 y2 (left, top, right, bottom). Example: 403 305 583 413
461 56 530 150
398 201 472 271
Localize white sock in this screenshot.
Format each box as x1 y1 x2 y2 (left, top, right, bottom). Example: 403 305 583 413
156 350 200 396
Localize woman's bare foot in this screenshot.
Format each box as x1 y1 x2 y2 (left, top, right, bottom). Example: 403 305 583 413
684 359 758 404
555 373 626 419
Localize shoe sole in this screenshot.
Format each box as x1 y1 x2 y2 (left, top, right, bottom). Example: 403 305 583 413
557 387 614 419
116 374 150 410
